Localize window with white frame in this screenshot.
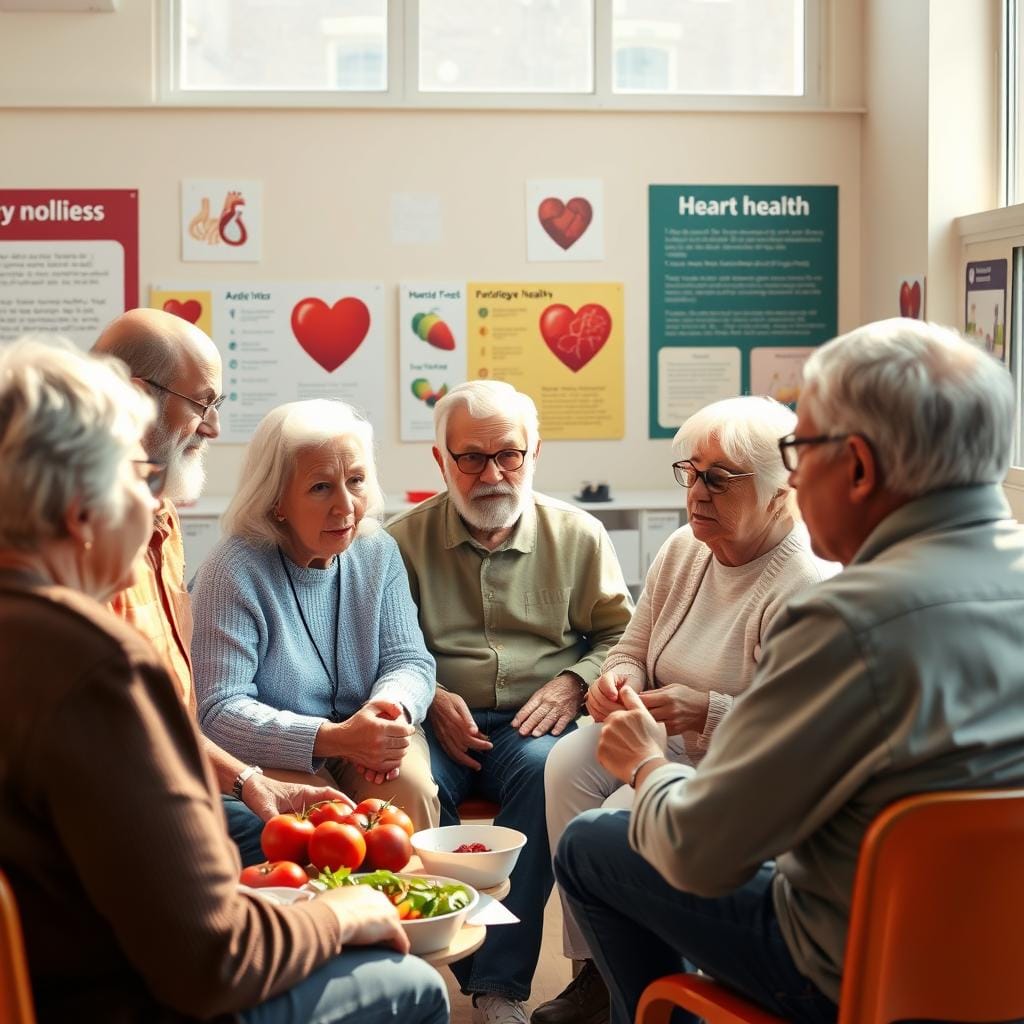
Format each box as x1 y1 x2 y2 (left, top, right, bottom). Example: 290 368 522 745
164 0 817 108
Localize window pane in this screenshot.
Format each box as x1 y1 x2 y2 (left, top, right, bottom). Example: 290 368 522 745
419 0 593 93
179 0 387 91
612 0 804 96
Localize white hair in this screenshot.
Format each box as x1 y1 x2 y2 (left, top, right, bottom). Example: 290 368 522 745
0 336 153 549
672 395 797 508
223 399 385 546
802 318 1014 496
434 380 540 453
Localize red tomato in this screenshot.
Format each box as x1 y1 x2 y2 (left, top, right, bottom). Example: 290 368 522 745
308 800 357 828
363 823 412 871
261 813 315 865
377 806 415 838
335 811 370 833
309 821 366 872
239 861 308 889
353 797 388 817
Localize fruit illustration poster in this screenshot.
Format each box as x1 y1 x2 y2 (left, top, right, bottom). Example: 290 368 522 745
964 260 1007 362
526 179 604 262
399 283 467 442
648 185 838 438
181 179 262 262
150 283 385 443
466 282 624 440
0 189 138 348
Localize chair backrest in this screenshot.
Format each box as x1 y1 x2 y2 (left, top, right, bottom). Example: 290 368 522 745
838 787 1024 1024
0 868 36 1024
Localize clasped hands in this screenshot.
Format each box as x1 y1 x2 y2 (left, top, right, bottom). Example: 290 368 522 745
429 672 584 770
321 698 414 786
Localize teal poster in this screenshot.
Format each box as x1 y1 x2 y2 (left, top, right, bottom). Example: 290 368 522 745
648 185 838 438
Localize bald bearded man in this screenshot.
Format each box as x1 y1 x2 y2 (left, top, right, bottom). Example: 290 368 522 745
95 309 343 864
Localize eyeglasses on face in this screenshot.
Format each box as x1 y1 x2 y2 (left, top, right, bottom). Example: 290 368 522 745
143 379 226 423
131 460 168 498
672 460 755 494
446 447 528 476
777 433 854 472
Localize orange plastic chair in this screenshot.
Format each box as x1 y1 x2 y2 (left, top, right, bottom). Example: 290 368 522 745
0 868 37 1024
636 787 1024 1024
457 797 501 821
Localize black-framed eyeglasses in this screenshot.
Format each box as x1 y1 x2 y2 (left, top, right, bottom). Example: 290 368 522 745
143 379 226 423
132 460 168 498
778 433 853 472
672 460 755 494
446 447 528 476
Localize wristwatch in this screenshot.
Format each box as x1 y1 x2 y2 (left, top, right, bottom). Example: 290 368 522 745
232 764 263 799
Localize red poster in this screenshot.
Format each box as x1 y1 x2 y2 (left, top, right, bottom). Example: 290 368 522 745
0 189 138 348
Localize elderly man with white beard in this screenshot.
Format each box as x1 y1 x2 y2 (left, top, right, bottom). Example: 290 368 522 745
386 380 633 1024
94 309 344 866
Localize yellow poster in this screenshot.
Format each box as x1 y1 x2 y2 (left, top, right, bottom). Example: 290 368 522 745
148 288 214 339
466 282 624 440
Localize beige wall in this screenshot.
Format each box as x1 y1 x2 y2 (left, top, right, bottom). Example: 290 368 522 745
0 2 865 497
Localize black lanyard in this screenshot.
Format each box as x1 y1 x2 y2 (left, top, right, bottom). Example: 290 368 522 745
278 547 343 723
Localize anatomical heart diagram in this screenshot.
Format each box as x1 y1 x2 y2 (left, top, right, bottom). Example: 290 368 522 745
538 303 612 372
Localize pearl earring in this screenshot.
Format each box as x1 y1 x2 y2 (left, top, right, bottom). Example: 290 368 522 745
84 540 93 551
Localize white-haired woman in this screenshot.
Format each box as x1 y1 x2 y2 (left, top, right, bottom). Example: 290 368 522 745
0 341 448 1024
534 395 836 1024
191 399 440 829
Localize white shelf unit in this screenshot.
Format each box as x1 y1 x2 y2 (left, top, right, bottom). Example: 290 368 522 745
177 490 685 595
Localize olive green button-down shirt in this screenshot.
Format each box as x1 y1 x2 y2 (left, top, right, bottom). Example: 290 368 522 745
385 490 634 711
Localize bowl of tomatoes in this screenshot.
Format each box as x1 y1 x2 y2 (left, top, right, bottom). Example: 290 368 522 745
411 824 526 889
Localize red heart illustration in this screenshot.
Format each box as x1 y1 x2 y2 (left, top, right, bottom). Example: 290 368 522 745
538 197 593 250
163 298 202 324
538 303 611 372
290 297 370 373
899 280 922 319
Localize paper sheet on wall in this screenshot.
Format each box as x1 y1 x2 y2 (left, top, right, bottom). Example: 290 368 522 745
150 283 385 444
399 282 468 441
466 281 624 440
0 188 138 348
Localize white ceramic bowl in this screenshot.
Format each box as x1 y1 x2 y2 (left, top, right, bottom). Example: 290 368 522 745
411 824 527 889
351 872 479 955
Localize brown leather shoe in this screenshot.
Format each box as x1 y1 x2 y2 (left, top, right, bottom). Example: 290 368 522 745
530 960 609 1024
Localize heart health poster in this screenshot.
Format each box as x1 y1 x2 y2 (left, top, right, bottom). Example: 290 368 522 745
467 282 624 440
150 282 384 443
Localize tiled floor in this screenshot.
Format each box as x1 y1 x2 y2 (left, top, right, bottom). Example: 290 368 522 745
446 889 572 1023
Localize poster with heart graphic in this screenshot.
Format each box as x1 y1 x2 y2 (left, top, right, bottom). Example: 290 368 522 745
466 281 624 439
0 188 138 349
897 275 925 320
181 179 263 263
399 282 468 441
150 281 384 444
526 179 604 262
649 185 838 437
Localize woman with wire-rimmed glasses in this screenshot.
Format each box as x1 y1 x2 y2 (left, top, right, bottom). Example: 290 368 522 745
536 395 838 1024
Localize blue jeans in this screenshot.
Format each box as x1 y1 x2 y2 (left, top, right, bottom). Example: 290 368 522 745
223 795 265 868
425 708 574 1001
555 809 838 1024
242 946 449 1024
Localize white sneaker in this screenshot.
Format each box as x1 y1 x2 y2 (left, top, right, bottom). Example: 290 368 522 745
472 994 529 1024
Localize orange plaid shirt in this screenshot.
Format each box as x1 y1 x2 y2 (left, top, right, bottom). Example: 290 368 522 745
108 500 196 715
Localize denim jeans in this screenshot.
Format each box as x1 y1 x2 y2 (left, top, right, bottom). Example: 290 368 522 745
223 795 265 867
554 809 838 1024
241 946 449 1024
424 708 575 1001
